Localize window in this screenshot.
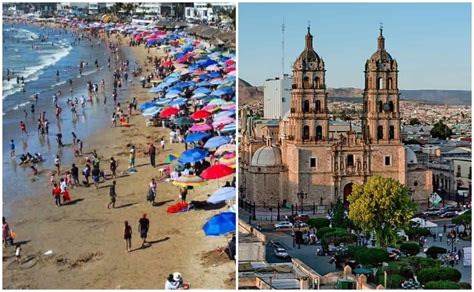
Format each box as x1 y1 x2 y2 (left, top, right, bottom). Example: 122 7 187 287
310 158 317 168
414 181 418 187
303 76 310 89
316 126 322 141
384 156 391 166
315 100 321 113
377 77 384 89
456 165 461 177
282 97 286 102
388 78 393 89
303 100 310 113
347 154 354 167
389 101 394 112
389 126 395 140
303 126 310 140
378 101 383 113
315 77 321 88
377 126 384 140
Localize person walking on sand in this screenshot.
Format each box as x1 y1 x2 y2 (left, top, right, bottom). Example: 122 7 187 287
148 143 156 168
148 178 157 204
110 157 118 179
3 217 13 248
129 145 136 169
92 166 101 189
60 178 71 205
179 187 188 203
160 138 165 152
54 155 61 174
71 163 79 187
52 183 62 207
107 180 117 209
123 221 132 253
138 213 150 248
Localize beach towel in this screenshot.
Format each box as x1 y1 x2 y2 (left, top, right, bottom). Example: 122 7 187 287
166 202 189 214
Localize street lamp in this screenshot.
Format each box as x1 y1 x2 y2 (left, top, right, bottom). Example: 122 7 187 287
297 191 308 215
447 233 459 252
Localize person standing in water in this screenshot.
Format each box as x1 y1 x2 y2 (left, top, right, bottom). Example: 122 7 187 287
10 140 15 158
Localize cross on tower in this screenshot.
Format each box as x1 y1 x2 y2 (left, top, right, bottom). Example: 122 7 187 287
308 21 311 33
379 22 383 31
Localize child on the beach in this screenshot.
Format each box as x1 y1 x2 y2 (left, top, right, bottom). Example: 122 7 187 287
50 172 56 186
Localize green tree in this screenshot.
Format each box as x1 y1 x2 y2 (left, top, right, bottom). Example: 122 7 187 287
332 199 346 228
430 120 453 140
308 218 330 229
452 210 471 234
424 281 461 289
409 118 420 125
417 267 462 284
426 246 447 259
347 176 417 248
399 242 421 256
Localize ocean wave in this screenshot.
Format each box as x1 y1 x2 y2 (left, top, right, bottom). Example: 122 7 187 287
12 101 30 111
3 43 72 99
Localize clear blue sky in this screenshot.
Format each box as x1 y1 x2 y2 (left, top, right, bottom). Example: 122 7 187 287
239 3 471 90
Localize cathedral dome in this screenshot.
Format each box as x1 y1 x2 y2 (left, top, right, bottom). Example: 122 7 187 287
293 26 323 69
251 145 282 167
405 146 418 165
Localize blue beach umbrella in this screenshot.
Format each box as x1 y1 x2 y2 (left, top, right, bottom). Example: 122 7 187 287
202 212 236 236
220 123 236 134
213 110 235 120
207 187 236 204
178 148 208 164
142 106 161 117
196 81 212 87
208 98 226 106
139 102 157 111
185 132 211 143
194 87 211 95
204 136 231 149
169 98 187 107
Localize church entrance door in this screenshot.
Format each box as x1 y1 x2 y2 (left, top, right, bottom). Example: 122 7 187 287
343 183 353 209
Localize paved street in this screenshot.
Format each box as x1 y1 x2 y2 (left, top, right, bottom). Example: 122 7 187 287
240 209 472 283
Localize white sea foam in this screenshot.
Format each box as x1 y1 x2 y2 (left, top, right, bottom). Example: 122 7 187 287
12 101 30 111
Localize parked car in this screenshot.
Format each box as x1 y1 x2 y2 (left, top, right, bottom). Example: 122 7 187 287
270 240 282 248
274 221 293 230
440 211 457 218
274 247 290 259
423 208 441 217
288 214 310 223
294 221 308 228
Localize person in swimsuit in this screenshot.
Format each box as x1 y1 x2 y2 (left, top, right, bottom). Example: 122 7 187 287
123 221 132 253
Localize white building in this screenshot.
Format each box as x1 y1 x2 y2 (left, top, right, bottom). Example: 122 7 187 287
263 75 292 119
134 2 161 16
88 2 106 15
185 2 234 22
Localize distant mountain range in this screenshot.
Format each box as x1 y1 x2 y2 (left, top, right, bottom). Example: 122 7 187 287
239 78 471 105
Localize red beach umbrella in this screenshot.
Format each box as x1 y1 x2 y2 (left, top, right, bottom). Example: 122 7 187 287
191 110 211 120
162 60 173 68
201 164 235 180
159 107 179 118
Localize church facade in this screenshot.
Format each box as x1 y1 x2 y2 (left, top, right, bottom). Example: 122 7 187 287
239 27 432 209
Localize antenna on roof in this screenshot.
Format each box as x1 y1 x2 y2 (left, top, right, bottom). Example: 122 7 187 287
281 18 286 77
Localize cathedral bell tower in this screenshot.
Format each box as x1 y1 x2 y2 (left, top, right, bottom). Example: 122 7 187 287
362 26 402 144
287 26 329 143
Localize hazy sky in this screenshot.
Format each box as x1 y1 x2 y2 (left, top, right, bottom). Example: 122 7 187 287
239 3 471 90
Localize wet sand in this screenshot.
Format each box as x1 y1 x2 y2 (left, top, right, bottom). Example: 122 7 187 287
3 33 235 289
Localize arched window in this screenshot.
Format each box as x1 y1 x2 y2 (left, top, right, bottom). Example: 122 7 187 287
378 101 383 113
377 126 384 140
315 77 321 89
303 125 310 140
388 78 393 89
303 100 310 113
389 126 395 140
389 101 394 112
292 84 297 89
315 100 321 113
316 125 322 141
377 77 384 89
347 154 354 167
303 76 310 89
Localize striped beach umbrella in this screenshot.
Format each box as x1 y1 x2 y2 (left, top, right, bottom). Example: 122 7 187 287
172 174 207 187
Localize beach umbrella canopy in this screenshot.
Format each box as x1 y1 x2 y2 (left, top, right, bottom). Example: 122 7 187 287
169 98 187 107
207 187 236 204
191 110 212 120
185 132 211 143
159 107 179 118
172 174 207 187
165 91 181 99
155 98 173 106
212 117 235 127
220 123 236 134
173 116 194 126
213 110 235 120
162 60 174 68
219 153 236 168
142 106 161 117
220 104 236 111
208 98 227 106
204 136 231 149
215 144 236 156
193 87 211 94
203 212 236 236
164 154 178 164
202 104 219 112
190 123 213 132
139 102 156 111
201 164 234 180
179 148 208 164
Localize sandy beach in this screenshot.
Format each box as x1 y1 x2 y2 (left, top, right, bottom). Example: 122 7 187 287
3 30 235 289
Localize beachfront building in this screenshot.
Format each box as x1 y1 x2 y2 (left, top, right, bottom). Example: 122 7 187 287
185 2 234 22
239 27 433 209
88 3 106 15
134 2 161 17
263 75 292 120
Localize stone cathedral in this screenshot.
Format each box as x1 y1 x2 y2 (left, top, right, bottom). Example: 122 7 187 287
239 27 432 208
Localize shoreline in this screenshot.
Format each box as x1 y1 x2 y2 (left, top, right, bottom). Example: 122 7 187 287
3 22 236 289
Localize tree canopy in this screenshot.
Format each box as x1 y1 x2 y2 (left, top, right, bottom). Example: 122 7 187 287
430 120 453 140
347 176 417 248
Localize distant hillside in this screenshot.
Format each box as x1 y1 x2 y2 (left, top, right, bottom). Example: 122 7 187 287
239 80 471 105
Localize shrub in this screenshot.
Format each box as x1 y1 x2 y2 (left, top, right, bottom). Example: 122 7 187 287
316 227 345 239
308 218 330 229
459 282 471 289
403 256 441 273
400 242 421 256
405 226 431 239
321 230 357 246
452 212 471 226
417 267 462 284
347 246 390 266
376 270 406 289
424 280 461 289
426 246 447 259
